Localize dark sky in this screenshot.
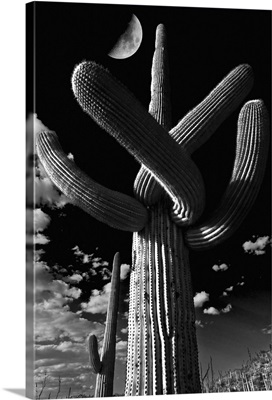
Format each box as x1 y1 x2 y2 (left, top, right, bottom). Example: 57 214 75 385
27 1 271 397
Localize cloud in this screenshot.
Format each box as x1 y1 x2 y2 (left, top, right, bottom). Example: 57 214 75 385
27 113 71 209
115 340 128 361
34 208 51 232
35 341 88 366
64 274 83 283
121 327 128 334
26 113 50 158
242 236 271 255
92 257 109 268
221 304 232 313
194 291 209 308
225 286 233 292
212 263 229 272
33 242 105 398
120 264 130 280
67 153 74 161
81 283 111 314
122 311 129 320
195 320 204 328
261 324 271 335
35 175 71 208
72 246 109 268
35 260 104 341
203 303 232 316
35 233 50 245
35 260 82 308
34 361 94 398
203 307 220 315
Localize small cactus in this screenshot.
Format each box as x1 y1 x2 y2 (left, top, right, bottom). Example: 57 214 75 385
88 335 101 374
87 252 121 397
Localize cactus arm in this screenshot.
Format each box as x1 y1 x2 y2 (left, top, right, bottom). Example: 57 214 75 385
170 64 254 153
134 63 253 207
134 24 172 206
36 130 148 232
72 61 205 225
88 335 102 374
149 24 172 129
186 100 270 250
95 252 121 397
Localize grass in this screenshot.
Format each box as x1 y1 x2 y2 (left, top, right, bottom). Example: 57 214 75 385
200 346 272 393
35 346 272 398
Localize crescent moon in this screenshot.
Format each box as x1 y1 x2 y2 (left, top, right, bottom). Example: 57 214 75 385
108 14 143 59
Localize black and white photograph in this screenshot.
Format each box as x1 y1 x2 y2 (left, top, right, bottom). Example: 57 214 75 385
24 0 271 398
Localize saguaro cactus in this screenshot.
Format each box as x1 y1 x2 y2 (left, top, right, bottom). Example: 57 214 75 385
87 252 121 397
36 24 269 395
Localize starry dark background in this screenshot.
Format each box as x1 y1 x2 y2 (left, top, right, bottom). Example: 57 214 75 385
26 1 271 389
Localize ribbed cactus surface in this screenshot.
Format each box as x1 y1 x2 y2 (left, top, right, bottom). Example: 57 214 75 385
87 252 121 397
126 200 200 395
72 59 205 226
186 99 269 249
36 131 148 232
36 23 270 396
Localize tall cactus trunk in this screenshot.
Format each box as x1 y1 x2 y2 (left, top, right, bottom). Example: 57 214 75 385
88 252 121 397
95 252 120 397
125 199 201 395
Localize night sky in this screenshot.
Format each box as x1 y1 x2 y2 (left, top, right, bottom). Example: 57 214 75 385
26 1 271 398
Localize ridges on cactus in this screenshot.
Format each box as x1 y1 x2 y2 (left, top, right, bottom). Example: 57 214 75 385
134 63 254 205
36 23 270 395
87 252 121 397
72 59 205 226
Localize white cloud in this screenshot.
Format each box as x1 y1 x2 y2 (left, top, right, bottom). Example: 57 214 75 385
116 340 127 351
67 153 74 161
225 286 233 292
35 175 70 208
35 260 104 343
115 340 128 361
203 303 232 316
121 327 128 334
34 361 94 398
35 261 82 310
28 113 71 209
242 236 271 255
122 312 129 320
203 307 220 315
72 246 85 257
261 324 271 335
120 264 130 280
64 274 83 283
221 304 232 313
81 283 111 314
212 263 229 272
32 240 103 398
195 320 204 328
26 113 50 158
35 233 50 245
194 291 209 308
72 246 110 268
34 208 51 232
92 257 109 268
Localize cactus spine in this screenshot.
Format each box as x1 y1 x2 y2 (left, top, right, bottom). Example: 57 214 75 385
87 252 121 397
36 24 269 395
